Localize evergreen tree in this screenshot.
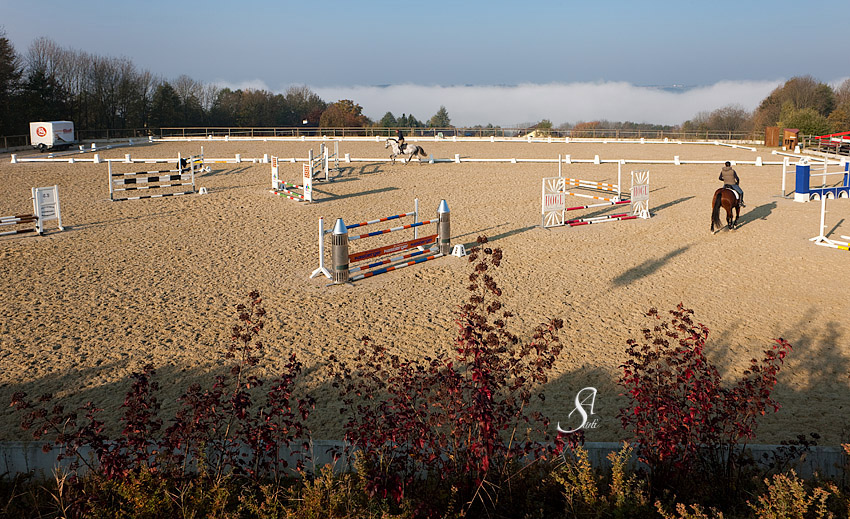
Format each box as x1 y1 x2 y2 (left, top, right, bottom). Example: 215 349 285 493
19 68 70 123
378 111 397 127
149 82 181 128
0 29 22 133
427 106 451 127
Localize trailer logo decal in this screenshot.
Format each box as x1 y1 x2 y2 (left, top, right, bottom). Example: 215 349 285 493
36 126 47 137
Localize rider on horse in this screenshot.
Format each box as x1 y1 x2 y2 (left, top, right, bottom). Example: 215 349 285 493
719 161 745 208
396 129 406 151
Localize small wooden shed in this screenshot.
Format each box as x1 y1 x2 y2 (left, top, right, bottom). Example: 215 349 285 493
765 126 780 147
783 128 799 150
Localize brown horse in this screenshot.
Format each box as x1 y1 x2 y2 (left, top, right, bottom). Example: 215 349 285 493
711 187 741 233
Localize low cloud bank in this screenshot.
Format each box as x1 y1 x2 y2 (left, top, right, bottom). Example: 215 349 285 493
213 80 795 127
311 81 786 127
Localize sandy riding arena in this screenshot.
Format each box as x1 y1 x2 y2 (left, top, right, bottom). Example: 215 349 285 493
1 140 848 444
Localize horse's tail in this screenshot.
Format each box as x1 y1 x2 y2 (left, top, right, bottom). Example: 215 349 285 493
711 190 723 230
417 145 426 157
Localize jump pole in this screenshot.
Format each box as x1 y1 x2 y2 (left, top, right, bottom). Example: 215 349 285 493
330 200 450 284
557 155 623 200
0 186 64 237
310 199 421 279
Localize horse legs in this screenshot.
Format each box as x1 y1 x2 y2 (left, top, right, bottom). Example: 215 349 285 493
726 204 742 230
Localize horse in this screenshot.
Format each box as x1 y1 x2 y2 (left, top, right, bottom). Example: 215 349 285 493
711 187 741 234
385 138 428 165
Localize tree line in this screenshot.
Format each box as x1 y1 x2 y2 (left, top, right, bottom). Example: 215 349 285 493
681 76 850 137
1 31 849 138
0 33 452 137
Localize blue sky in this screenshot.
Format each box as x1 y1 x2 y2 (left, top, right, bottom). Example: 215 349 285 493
3 0 848 125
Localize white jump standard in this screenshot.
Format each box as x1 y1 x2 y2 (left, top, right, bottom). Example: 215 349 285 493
542 170 650 228
1 186 64 237
270 143 337 202
810 185 849 251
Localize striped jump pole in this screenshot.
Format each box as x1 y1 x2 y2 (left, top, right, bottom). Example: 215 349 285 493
351 251 442 281
270 152 318 202
565 200 631 212
0 215 38 224
273 181 308 201
348 242 437 274
0 186 64 237
331 200 450 284
348 219 438 241
564 181 621 194
311 200 420 279
0 214 38 237
330 210 418 233
563 190 616 202
109 153 198 201
568 214 638 227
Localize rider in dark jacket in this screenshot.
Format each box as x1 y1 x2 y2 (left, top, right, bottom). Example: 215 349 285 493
719 161 745 207
397 129 405 150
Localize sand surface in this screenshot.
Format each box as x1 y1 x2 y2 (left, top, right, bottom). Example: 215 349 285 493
1 139 848 444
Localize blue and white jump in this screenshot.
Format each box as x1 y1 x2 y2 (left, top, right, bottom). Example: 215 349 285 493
794 158 850 202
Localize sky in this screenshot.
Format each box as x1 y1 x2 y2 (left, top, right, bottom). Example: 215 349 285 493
3 0 849 126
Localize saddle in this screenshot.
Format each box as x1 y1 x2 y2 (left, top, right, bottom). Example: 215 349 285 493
723 185 740 200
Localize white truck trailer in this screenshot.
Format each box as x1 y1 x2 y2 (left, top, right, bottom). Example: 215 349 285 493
30 121 76 151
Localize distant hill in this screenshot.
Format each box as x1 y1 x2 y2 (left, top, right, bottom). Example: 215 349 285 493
641 84 699 93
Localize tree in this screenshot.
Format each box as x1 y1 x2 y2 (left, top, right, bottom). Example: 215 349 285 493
536 118 553 136
319 99 369 127
149 82 181 128
812 83 836 116
682 111 710 132
378 111 397 127
780 107 831 136
0 28 22 134
752 87 783 131
827 102 850 133
706 105 752 133
397 113 423 128
427 105 451 127
835 78 850 107
209 87 240 126
829 79 850 132
173 74 205 125
19 68 70 123
752 76 836 131
572 120 601 137
284 85 326 126
237 89 278 127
